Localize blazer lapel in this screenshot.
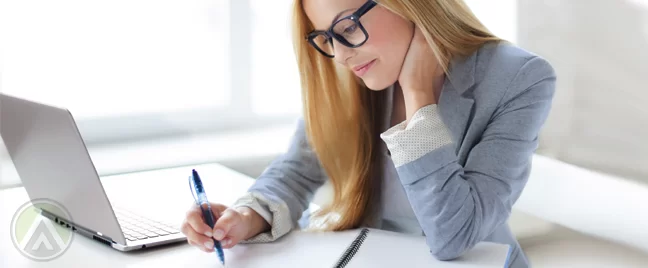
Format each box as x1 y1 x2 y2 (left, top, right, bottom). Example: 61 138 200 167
438 51 478 158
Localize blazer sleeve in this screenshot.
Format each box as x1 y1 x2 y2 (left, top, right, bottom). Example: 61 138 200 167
380 56 556 260
231 118 327 243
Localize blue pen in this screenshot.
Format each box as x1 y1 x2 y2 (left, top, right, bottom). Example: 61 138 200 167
189 169 225 265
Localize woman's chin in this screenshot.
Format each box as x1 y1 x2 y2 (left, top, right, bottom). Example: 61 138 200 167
362 77 396 91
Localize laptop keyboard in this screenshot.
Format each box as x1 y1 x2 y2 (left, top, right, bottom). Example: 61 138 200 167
114 208 180 242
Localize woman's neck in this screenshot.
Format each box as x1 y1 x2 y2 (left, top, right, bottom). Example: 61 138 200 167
390 75 444 127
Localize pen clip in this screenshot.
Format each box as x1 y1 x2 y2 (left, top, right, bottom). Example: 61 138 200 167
188 175 198 204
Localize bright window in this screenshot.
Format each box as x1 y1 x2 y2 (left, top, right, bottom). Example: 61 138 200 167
0 0 516 143
1 0 231 120
250 0 302 116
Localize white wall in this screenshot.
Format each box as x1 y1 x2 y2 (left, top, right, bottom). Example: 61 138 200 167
518 0 648 183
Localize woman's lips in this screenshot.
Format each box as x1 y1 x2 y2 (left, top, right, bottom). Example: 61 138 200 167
352 59 376 77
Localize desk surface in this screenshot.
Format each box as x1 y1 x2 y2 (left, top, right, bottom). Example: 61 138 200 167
1 162 508 268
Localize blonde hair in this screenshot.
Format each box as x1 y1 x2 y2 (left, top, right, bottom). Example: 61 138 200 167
291 0 501 231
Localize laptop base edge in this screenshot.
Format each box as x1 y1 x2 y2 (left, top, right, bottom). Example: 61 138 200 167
39 208 187 252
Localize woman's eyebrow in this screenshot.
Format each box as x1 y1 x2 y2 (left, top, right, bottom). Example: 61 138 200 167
312 8 355 32
331 8 355 24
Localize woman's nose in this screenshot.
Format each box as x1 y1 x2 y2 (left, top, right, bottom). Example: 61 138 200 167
332 40 356 65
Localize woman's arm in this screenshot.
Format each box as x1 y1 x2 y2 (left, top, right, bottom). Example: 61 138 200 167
381 56 556 260
231 118 327 243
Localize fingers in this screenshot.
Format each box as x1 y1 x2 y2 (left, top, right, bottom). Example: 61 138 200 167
183 203 244 252
409 25 428 48
181 220 215 253
212 208 243 248
219 230 241 250
211 203 228 215
212 208 237 239
185 205 214 237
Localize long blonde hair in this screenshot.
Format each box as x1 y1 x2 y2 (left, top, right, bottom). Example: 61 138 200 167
291 0 501 231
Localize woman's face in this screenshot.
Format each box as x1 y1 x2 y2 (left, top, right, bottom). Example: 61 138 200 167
303 0 414 90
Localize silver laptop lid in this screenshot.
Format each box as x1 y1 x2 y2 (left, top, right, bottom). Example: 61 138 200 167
0 93 126 245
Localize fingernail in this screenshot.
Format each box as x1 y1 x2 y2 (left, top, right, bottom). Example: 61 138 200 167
213 229 224 240
223 239 231 246
204 231 213 237
204 241 214 249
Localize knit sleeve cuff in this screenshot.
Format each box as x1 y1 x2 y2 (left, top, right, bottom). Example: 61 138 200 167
230 191 293 243
380 104 454 167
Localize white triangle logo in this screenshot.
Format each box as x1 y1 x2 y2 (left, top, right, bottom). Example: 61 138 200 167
31 231 54 251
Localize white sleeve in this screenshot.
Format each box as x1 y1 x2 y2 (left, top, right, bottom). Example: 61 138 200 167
230 191 293 243
380 104 454 167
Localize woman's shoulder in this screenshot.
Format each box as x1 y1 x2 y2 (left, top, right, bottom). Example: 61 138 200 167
478 40 555 80
472 41 556 103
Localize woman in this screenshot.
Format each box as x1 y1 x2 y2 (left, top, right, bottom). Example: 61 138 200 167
181 0 555 267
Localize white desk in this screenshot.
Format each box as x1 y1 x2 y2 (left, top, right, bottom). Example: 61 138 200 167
1 163 508 268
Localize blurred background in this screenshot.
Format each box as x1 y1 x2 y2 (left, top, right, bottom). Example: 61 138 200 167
1 0 647 266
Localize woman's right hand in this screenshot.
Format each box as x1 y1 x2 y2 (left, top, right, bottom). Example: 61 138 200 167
180 203 270 253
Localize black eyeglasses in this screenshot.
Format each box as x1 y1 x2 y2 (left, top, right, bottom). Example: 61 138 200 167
306 0 377 58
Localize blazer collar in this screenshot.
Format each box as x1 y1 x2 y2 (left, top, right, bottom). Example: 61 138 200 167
445 49 479 96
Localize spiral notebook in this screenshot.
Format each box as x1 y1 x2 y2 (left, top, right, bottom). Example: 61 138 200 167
220 228 511 268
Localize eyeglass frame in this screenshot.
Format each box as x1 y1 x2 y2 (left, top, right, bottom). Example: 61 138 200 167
305 0 378 58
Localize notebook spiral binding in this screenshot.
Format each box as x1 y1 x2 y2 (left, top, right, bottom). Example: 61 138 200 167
333 228 370 268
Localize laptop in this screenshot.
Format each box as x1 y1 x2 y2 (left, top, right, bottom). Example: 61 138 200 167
0 92 187 251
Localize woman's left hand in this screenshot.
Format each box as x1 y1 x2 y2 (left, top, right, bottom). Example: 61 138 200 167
397 25 443 122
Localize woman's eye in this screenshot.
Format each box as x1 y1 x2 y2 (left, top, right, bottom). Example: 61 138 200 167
343 24 358 35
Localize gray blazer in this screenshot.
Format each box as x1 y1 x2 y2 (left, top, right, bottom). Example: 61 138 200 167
235 41 556 268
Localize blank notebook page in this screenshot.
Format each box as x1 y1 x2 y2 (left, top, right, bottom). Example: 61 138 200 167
342 228 510 268
221 228 510 268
